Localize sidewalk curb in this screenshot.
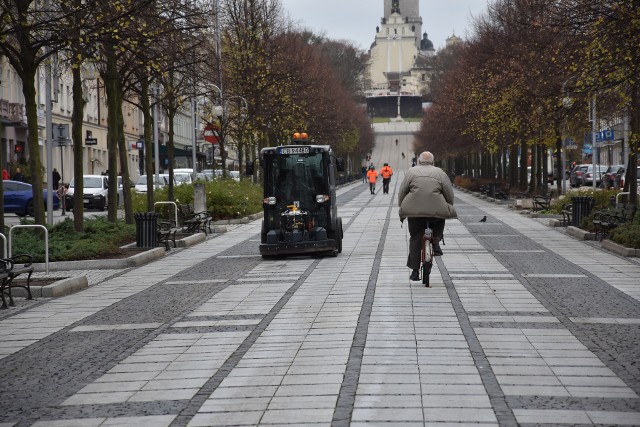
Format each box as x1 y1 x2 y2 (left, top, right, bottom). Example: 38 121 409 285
601 239 640 257
33 247 166 272
11 275 89 299
23 211 262 299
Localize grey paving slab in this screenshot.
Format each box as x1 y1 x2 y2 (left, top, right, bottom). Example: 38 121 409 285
2 181 640 426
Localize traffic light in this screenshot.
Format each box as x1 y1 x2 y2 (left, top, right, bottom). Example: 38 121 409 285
14 142 24 153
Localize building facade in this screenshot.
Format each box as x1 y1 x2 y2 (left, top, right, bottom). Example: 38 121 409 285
366 0 436 118
1 55 208 186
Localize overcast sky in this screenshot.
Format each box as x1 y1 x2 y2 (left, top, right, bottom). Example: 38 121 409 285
280 0 490 51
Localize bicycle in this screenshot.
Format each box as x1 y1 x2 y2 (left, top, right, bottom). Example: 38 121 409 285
420 223 434 287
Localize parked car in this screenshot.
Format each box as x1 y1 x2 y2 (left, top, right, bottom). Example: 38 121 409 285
583 164 607 187
65 175 123 211
3 180 59 216
601 165 625 189
569 164 589 187
134 174 170 193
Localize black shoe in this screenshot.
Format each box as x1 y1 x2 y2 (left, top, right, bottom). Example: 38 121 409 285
410 270 420 281
433 242 443 256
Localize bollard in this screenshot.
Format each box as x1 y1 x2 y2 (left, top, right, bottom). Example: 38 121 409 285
134 212 159 248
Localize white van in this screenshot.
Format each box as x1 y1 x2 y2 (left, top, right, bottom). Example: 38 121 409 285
65 175 124 211
173 168 194 185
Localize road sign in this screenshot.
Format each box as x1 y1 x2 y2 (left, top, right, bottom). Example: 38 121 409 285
203 124 220 144
85 137 98 146
595 129 615 143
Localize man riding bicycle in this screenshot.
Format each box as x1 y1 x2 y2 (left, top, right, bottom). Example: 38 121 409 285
398 151 457 281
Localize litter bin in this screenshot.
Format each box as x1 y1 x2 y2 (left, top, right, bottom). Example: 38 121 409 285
571 196 594 227
488 183 496 198
134 212 159 248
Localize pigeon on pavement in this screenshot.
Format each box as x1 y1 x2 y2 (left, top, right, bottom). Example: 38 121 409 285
479 216 487 222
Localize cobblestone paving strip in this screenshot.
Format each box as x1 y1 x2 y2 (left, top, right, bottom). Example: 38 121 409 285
43 183 371 426
436 254 518 426
452 193 640 423
0 226 264 424
331 205 393 426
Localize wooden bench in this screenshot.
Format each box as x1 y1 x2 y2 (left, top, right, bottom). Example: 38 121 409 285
561 203 573 226
532 190 554 212
592 204 625 238
157 220 179 250
178 204 212 235
594 204 636 241
1 254 35 309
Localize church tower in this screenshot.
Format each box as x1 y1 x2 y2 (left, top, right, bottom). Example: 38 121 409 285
383 0 422 48
366 0 433 118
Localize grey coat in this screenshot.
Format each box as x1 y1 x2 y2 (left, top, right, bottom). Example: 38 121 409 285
398 164 457 220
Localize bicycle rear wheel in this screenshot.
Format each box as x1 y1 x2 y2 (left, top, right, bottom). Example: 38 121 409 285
422 239 434 287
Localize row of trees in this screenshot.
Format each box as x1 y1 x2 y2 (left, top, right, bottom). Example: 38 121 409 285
0 0 374 230
416 0 639 204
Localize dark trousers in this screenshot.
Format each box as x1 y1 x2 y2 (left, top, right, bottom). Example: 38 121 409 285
382 178 390 193
407 217 445 270
369 182 375 193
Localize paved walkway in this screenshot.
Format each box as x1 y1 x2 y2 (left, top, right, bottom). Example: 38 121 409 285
0 176 639 426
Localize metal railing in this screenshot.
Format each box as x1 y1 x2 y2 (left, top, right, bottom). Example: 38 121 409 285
616 192 631 204
154 201 179 226
0 233 6 258
9 225 49 274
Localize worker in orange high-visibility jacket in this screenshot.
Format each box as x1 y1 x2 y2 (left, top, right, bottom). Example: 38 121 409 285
366 165 378 195
380 163 393 194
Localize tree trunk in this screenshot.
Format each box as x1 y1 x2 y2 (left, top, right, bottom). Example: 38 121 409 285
116 87 133 224
167 107 176 201
0 127 5 232
519 141 528 192
628 83 638 205
555 125 563 195
71 66 86 231
510 145 518 188
140 79 154 211
104 51 120 222
22 67 46 224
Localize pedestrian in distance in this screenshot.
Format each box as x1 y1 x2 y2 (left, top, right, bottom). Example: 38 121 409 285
361 165 367 183
366 165 378 195
398 151 457 281
411 156 417 167
402 152 405 159
12 167 26 182
2 168 9 180
395 138 398 146
52 168 61 190
381 163 393 194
